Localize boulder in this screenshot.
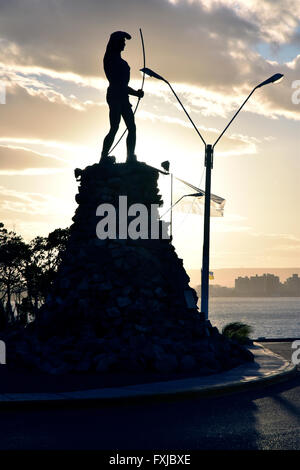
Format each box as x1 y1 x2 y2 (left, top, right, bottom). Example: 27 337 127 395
95 353 118 372
179 355 197 371
154 353 178 373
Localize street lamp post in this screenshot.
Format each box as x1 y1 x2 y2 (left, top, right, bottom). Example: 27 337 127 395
141 67 284 321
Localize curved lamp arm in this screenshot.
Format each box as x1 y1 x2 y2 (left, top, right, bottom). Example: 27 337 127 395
213 86 257 149
213 73 284 149
140 67 206 147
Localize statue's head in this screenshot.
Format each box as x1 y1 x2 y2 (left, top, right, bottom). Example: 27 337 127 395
107 31 131 53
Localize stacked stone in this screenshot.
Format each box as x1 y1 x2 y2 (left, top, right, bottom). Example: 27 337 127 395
6 161 253 375
39 162 199 334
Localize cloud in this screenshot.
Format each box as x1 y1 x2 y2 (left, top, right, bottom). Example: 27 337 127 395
171 0 300 44
0 0 297 255
0 84 107 146
0 185 70 217
251 232 300 243
0 183 74 238
0 79 261 165
1 0 300 131
139 108 259 156
0 217 65 242
0 145 68 172
0 0 260 87
0 62 106 111
0 0 292 83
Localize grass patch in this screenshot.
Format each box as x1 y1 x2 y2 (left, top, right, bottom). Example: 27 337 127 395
222 322 253 345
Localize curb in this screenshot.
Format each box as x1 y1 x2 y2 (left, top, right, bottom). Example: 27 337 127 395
254 338 299 343
0 343 296 405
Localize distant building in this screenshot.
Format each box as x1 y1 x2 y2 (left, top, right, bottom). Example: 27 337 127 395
235 276 250 296
195 284 234 297
208 285 234 297
235 273 280 296
283 274 300 296
197 272 300 297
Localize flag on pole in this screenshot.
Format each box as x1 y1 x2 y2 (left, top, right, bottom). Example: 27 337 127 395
173 177 225 217
201 269 215 280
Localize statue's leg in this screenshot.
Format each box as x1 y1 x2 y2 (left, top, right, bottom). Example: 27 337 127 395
122 103 136 162
100 101 121 161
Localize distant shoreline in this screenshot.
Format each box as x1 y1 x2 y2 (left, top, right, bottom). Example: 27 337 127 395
188 267 300 288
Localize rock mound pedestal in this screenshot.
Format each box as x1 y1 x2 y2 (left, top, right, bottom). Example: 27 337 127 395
8 161 253 374
41 162 200 334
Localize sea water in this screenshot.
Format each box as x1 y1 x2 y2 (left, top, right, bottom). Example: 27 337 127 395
207 297 300 339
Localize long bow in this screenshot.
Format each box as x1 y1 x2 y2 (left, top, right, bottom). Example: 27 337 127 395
108 28 146 155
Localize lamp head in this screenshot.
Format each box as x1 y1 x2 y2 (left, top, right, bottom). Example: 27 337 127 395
140 67 165 81
256 73 284 88
161 160 170 172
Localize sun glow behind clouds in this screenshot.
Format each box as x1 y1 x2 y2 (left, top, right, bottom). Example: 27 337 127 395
0 0 299 267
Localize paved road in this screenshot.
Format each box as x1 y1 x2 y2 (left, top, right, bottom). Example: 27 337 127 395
0 342 299 450
261 341 297 361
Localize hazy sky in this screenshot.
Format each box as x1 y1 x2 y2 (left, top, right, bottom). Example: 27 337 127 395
0 0 299 271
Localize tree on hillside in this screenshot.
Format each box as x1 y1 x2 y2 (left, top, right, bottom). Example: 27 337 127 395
28 227 70 305
0 223 70 327
0 223 30 325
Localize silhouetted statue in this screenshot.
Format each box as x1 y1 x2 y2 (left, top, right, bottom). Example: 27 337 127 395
100 31 144 164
